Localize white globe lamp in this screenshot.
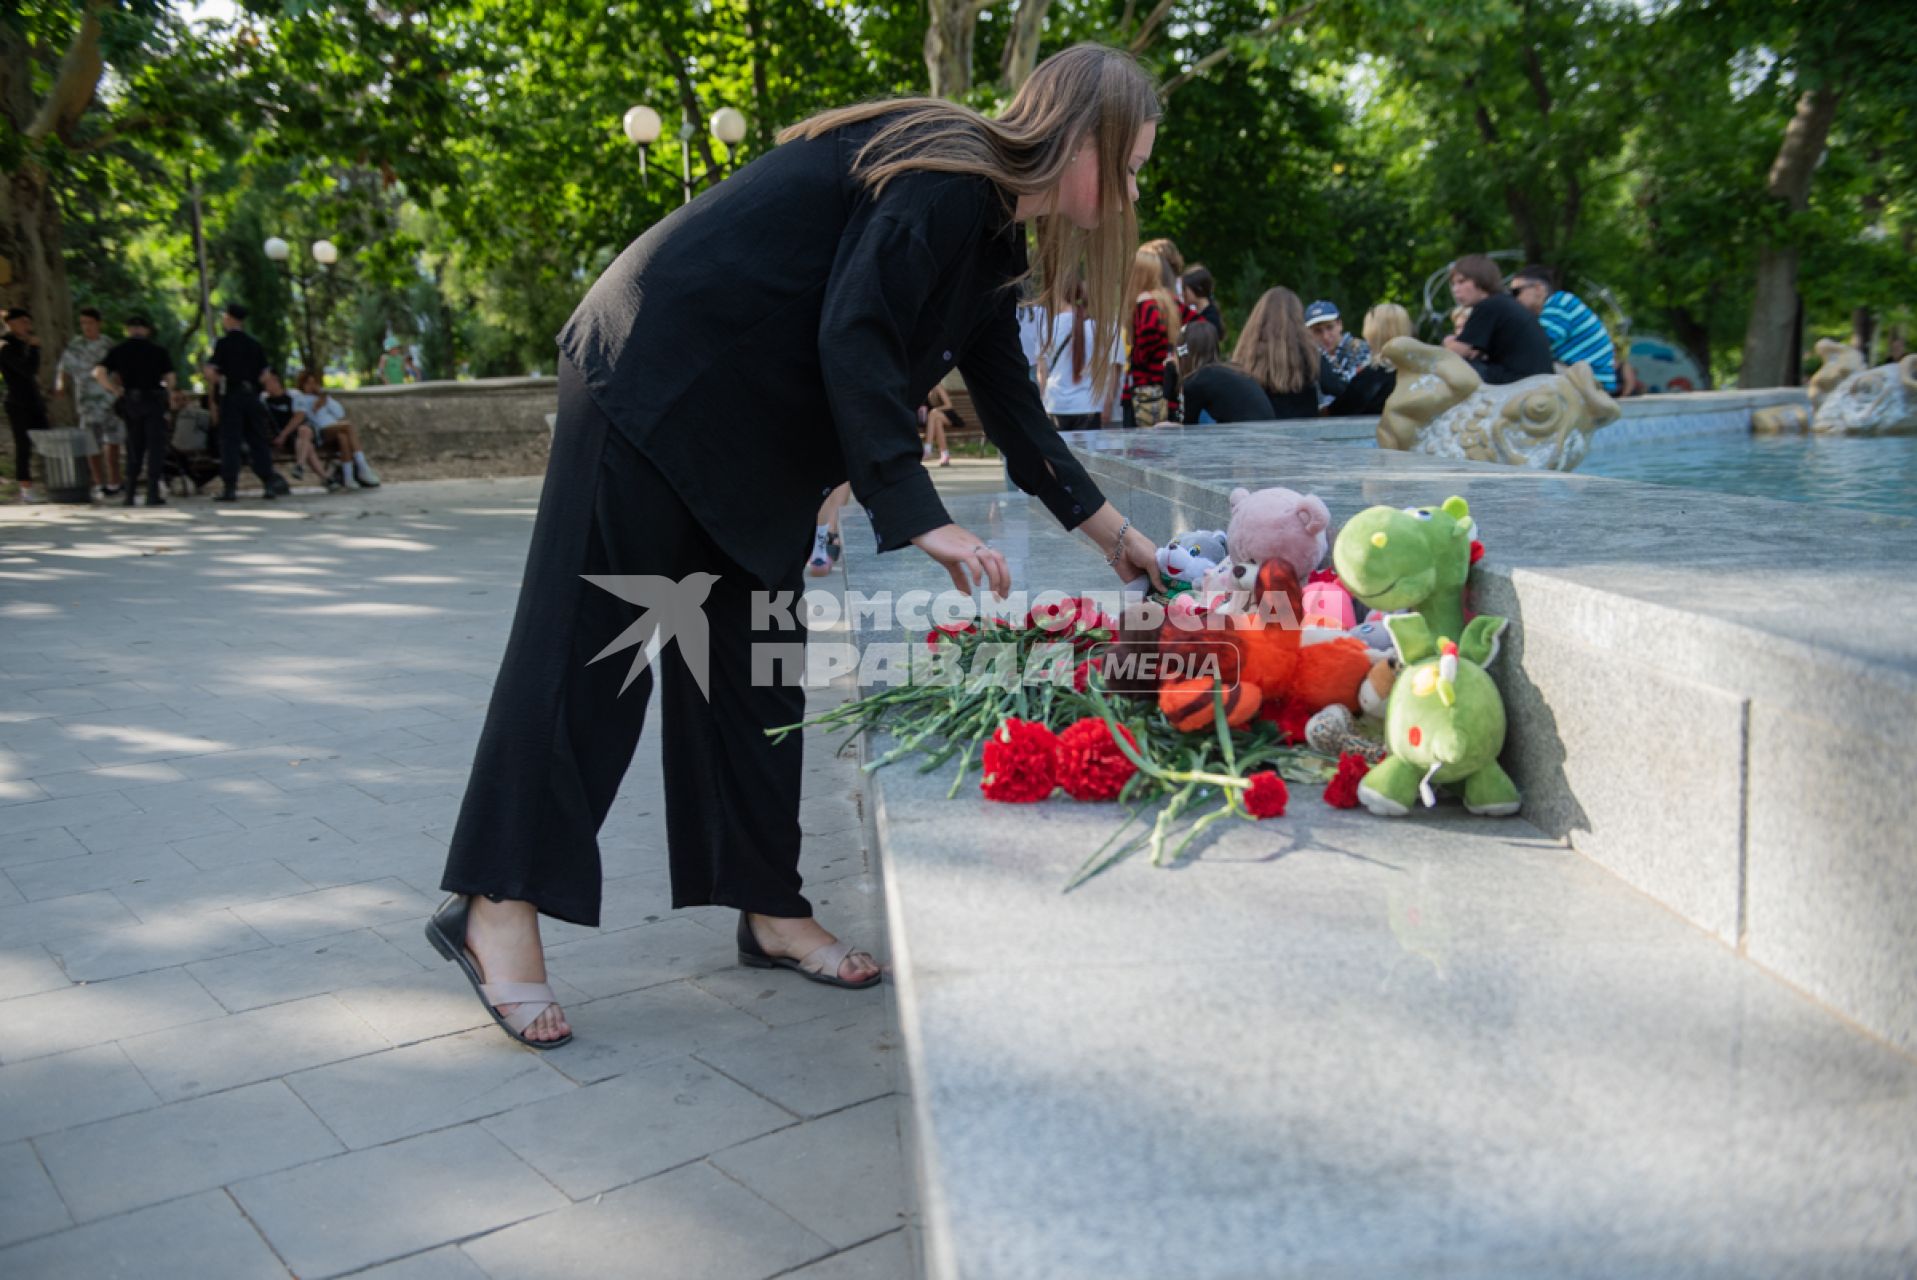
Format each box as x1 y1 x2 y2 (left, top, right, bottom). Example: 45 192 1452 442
710 107 747 146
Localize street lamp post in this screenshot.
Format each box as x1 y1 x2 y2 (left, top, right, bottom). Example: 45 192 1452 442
263 236 339 375
623 101 749 206
622 106 662 188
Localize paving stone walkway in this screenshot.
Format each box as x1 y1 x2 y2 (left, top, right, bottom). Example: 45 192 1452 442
0 479 913 1279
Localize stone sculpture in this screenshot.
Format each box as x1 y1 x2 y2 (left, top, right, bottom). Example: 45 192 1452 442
1751 404 1810 434
1809 339 1917 436
1376 336 1620 470
1807 339 1866 412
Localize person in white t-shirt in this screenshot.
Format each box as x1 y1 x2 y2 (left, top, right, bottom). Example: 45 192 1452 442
1015 299 1047 379
293 370 380 489
1038 279 1123 432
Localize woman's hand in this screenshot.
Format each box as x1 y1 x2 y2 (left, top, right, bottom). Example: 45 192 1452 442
911 523 1011 599
1078 503 1164 591
1112 521 1163 590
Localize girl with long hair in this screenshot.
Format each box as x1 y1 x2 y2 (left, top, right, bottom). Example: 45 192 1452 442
1177 320 1272 424
1123 246 1181 427
1041 273 1123 430
427 44 1167 1048
1232 286 1321 419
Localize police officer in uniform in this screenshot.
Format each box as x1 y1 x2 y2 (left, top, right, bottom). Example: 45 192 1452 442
2 307 49 501
94 315 177 507
203 303 288 501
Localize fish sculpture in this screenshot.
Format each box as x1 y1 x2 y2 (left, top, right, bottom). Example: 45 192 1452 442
1809 340 1917 436
1376 336 1620 471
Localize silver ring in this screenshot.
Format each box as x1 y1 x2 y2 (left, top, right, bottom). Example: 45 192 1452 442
971 544 987 554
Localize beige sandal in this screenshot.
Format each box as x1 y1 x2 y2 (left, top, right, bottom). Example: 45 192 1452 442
736 913 881 990
425 895 573 1049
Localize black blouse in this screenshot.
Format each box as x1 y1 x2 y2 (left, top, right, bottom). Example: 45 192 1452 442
1180 364 1273 424
1325 365 1396 417
559 119 1105 587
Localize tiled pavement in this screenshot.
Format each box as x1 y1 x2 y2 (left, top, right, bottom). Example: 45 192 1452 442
0 480 914 1279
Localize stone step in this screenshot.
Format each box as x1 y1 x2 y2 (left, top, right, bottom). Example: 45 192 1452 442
1064 421 1917 1055
835 488 1916 1279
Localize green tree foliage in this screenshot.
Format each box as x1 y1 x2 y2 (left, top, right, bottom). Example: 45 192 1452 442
36 0 1917 387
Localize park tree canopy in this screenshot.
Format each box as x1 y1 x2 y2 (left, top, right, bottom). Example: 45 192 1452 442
7 0 1914 392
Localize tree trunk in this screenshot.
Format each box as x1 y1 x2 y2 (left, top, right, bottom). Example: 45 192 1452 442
1001 0 1051 92
1667 305 1711 387
743 0 775 148
1739 87 1841 388
1850 306 1874 362
924 0 977 99
0 167 72 413
1465 82 1547 263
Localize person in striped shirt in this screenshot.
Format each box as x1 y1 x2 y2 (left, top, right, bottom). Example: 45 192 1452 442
1510 265 1618 393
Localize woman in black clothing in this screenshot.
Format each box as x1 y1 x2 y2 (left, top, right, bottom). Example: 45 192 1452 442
1325 302 1412 417
1176 321 1271 424
1232 286 1321 419
430 45 1167 1048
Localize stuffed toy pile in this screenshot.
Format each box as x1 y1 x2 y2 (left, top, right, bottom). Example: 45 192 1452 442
1141 487 1522 819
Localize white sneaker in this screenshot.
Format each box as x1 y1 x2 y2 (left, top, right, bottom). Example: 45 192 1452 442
806 529 832 577
354 459 381 487
338 464 360 490
17 485 40 504
938 451 951 467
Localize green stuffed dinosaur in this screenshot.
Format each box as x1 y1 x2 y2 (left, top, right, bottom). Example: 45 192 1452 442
1357 612 1521 818
1331 496 1476 643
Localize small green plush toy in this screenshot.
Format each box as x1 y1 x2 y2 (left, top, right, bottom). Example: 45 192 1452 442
1357 613 1521 818
1332 496 1475 643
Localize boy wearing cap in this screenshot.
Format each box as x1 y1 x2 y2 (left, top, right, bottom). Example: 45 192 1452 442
1305 300 1370 401
95 315 177 506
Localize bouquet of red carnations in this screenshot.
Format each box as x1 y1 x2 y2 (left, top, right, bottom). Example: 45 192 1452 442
767 594 1359 889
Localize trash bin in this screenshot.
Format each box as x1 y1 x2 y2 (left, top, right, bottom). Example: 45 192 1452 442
28 428 98 504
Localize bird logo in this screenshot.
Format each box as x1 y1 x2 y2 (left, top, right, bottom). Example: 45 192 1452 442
581 572 721 699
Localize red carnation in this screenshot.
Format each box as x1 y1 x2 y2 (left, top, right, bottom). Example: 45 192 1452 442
1259 693 1317 745
1030 596 1078 633
1072 613 1116 651
1323 752 1370 809
980 717 1060 803
925 621 978 650
1054 717 1139 801
1243 771 1289 819
1071 655 1104 692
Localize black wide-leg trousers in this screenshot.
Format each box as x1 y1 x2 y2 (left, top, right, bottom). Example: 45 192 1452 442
122 392 170 495
216 389 278 492
439 355 812 928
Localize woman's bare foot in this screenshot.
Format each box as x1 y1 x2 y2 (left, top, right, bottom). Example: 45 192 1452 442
746 913 882 984
463 896 571 1042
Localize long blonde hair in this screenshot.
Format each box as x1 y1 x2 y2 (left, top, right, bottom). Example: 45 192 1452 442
1362 304 1413 370
1233 286 1318 396
1141 237 1184 280
781 44 1159 402
1126 246 1181 347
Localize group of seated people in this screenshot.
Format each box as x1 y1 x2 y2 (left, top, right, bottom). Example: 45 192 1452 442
1045 242 1638 430
160 370 380 494
259 370 380 490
